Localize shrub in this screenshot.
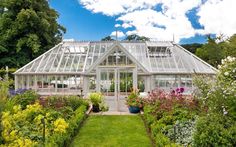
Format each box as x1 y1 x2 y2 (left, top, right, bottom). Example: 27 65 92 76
126 89 143 107
65 95 89 111
167 119 197 146
1 103 43 146
155 133 172 147
44 95 89 110
9 88 28 97
46 105 87 146
193 114 236 147
0 77 12 101
1 102 88 146
143 88 199 146
89 92 109 112
193 56 236 146
12 90 39 109
46 95 65 109
89 92 103 106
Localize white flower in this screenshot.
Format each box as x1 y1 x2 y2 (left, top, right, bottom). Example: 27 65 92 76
217 65 222 69
227 56 236 62
223 107 228 115
222 60 225 64
224 72 229 76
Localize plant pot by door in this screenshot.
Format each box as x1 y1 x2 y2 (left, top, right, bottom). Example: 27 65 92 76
128 106 140 113
92 105 100 112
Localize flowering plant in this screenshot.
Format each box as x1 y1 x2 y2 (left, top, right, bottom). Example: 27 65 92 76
9 88 28 97
126 89 143 108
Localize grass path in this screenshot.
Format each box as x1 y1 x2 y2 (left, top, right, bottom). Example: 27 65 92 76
70 115 152 147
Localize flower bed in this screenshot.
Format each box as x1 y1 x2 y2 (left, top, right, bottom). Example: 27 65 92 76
0 91 89 146
143 88 199 146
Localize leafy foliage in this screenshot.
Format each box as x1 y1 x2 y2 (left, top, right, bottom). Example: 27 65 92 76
181 43 203 54
143 89 199 146
196 36 224 67
46 105 87 146
101 36 115 41
0 0 65 68
89 92 103 106
193 114 236 147
195 35 236 67
124 34 150 41
42 95 89 111
0 76 12 101
88 92 109 112
193 56 236 146
0 96 88 146
11 90 39 109
126 89 143 107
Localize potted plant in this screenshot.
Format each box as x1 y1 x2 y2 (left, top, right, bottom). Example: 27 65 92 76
126 89 143 113
89 92 107 112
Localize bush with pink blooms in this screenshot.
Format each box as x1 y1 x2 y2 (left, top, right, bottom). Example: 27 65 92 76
143 88 199 146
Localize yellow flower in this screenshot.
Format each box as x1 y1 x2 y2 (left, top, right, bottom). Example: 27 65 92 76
2 111 10 119
13 105 21 113
53 118 69 133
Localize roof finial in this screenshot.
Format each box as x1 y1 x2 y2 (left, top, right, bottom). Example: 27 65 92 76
172 33 175 43
116 28 118 42
115 24 121 43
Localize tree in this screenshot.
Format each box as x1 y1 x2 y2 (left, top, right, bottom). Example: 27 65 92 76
124 34 150 41
101 36 114 41
195 36 224 67
223 34 236 57
0 0 66 68
181 43 203 54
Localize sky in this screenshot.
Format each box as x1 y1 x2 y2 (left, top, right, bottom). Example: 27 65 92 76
49 0 236 44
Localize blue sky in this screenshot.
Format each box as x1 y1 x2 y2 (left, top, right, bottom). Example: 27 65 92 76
49 0 235 44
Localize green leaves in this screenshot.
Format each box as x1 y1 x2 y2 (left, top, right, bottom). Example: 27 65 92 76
0 0 65 68
16 34 41 53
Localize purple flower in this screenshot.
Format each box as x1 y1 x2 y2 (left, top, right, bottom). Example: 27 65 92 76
175 87 184 94
9 88 28 97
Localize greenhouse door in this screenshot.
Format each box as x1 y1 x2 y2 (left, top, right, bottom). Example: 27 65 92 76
117 68 134 98
98 67 137 111
99 67 136 97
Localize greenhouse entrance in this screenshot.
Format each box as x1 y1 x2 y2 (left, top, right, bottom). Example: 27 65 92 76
99 67 134 97
98 67 136 112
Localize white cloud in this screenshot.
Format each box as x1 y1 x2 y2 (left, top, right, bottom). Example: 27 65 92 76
197 0 236 37
122 23 132 29
110 31 126 38
80 0 236 42
115 24 121 28
126 30 137 36
80 0 162 16
117 7 198 42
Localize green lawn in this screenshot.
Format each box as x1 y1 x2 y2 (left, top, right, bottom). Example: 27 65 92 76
70 115 152 147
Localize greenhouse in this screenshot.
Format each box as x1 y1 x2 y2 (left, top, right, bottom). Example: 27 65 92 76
14 41 216 96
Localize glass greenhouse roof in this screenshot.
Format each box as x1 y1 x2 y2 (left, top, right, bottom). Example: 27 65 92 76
15 41 217 74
